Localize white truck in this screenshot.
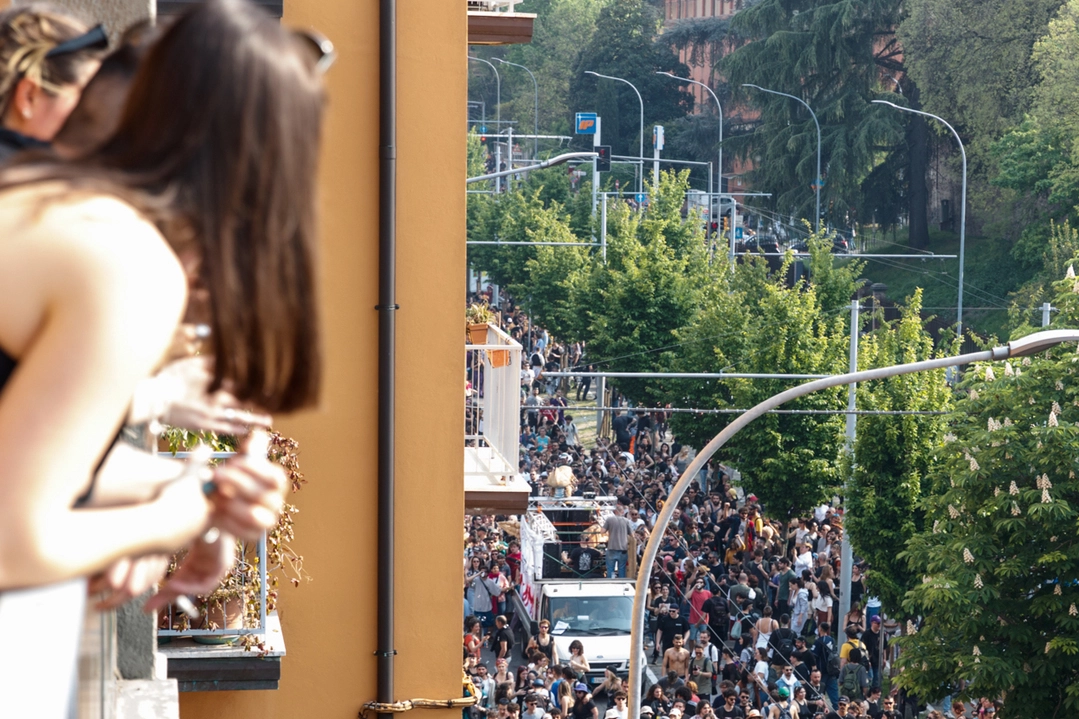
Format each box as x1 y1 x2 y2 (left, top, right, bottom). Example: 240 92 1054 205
511 497 637 688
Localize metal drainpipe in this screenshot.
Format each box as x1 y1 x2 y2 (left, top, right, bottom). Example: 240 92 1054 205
377 0 397 714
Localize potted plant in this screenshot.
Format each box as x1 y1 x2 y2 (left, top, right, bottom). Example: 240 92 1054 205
161 430 310 651
465 302 495 344
465 303 510 367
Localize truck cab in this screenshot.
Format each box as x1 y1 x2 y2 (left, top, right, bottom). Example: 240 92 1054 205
540 580 635 687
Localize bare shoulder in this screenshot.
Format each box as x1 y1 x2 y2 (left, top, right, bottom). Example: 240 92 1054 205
0 187 185 301
0 186 187 355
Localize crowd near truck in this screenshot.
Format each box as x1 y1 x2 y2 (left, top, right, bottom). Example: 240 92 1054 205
511 496 636 688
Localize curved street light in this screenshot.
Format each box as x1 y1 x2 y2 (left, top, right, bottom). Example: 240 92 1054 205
468 56 500 132
873 99 967 338
585 70 644 195
656 72 723 199
626 329 1079 719
743 83 821 233
495 58 538 160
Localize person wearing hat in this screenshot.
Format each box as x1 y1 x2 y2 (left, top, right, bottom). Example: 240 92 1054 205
639 706 655 719
570 683 597 719
859 616 887 685
745 710 762 718
824 696 850 719
767 686 799 718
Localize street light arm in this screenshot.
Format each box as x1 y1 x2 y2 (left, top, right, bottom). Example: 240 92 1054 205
466 151 597 184
586 70 645 194
657 71 724 200
496 58 539 158
743 83 821 232
872 99 968 336
626 330 1079 719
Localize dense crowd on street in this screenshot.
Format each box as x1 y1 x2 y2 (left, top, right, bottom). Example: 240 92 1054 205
462 292 1002 719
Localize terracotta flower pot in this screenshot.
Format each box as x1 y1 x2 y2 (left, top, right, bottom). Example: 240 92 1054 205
467 323 489 345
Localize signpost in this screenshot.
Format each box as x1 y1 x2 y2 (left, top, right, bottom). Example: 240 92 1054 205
652 125 664 188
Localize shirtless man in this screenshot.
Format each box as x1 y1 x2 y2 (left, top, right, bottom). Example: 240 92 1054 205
663 634 691 680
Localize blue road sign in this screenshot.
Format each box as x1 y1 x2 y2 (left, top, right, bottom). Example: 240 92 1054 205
735 227 744 239
635 193 647 204
575 113 598 135
481 125 487 135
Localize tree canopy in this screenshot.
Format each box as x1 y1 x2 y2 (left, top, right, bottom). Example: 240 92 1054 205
895 272 1079 715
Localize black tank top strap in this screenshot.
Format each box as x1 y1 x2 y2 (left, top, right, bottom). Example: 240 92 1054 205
0 347 14 392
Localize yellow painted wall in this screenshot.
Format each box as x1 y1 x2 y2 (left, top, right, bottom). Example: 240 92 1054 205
180 0 466 716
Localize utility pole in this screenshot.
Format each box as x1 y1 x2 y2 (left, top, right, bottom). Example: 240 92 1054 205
1043 302 1053 327
838 299 860 636
601 193 608 263
592 117 602 220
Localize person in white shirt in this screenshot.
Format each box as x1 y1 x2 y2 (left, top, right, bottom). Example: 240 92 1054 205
794 543 814 577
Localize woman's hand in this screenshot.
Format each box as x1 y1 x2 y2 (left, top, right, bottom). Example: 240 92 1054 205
89 554 172 610
144 531 237 613
206 430 287 540
131 355 272 433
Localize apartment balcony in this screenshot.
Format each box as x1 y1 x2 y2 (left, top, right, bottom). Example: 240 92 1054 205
465 325 531 513
467 0 536 45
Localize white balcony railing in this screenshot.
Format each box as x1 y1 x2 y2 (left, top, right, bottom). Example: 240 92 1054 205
465 324 523 486
467 0 523 12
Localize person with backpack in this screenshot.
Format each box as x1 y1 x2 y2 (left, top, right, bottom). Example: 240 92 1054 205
812 622 840 708
839 625 870 672
768 686 799 719
770 613 798 666
838 648 869 702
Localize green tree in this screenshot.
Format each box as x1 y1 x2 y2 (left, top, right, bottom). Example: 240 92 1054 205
579 171 706 401
720 0 912 237
668 236 862 517
568 0 692 156
507 206 591 342
845 290 954 612
895 271 1079 715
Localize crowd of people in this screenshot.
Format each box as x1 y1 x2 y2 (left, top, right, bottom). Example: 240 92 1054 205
463 292 1002 719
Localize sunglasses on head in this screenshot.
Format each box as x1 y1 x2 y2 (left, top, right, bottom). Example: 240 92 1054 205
295 28 337 74
47 24 109 58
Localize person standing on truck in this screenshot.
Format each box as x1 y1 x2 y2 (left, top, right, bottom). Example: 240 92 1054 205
601 504 634 579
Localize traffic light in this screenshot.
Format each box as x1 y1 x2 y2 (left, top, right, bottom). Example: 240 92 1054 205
722 216 730 232
596 145 611 172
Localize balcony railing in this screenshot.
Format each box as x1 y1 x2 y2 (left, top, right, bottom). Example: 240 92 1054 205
466 0 536 45
467 0 523 11
465 325 531 512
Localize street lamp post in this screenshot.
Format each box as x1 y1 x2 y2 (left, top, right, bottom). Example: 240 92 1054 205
743 83 821 233
873 99 967 338
495 58 538 160
626 329 1079 719
657 72 723 198
585 70 644 195
469 56 502 191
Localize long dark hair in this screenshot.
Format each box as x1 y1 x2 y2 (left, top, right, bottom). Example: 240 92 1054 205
2 0 324 412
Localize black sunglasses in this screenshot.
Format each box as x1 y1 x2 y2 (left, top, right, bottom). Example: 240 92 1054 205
47 24 109 58
297 29 337 74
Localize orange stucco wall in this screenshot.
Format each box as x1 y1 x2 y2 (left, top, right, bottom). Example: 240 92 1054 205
180 0 466 716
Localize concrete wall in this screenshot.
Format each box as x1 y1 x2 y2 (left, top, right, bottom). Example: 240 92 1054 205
180 0 466 716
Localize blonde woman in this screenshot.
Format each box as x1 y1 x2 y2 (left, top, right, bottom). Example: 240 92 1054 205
0 6 106 160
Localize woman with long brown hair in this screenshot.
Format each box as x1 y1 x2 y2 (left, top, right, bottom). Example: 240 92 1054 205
0 0 329 712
